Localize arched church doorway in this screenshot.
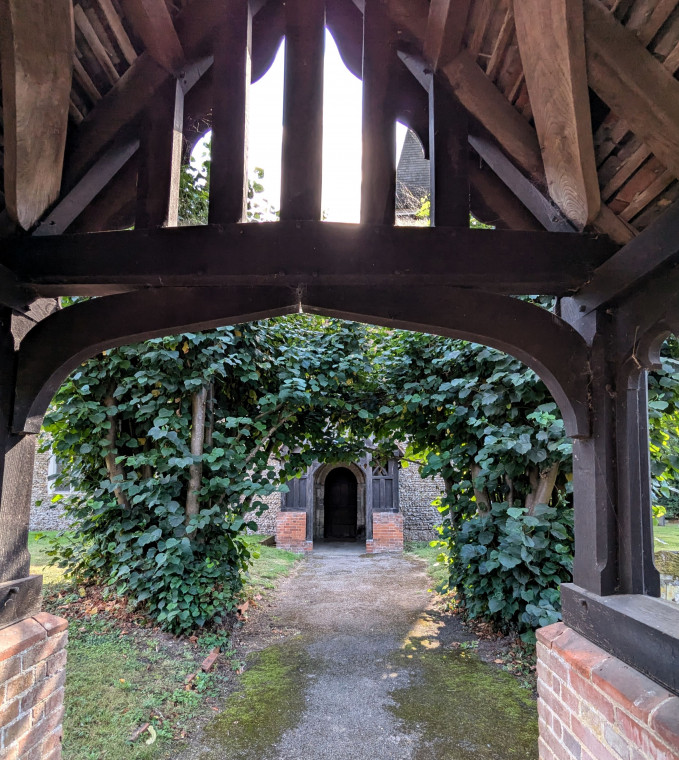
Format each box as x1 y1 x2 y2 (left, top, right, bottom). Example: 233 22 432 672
324 467 358 541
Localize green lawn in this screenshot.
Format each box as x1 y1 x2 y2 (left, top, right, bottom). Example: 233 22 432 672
654 522 679 551
404 541 450 591
28 531 300 760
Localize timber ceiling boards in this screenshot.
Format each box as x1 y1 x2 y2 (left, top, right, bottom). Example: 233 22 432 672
2 0 679 239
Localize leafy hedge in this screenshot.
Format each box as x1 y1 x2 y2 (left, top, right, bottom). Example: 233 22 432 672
44 319 372 633
448 502 573 640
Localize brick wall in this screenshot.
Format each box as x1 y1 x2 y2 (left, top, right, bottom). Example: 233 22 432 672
367 512 404 553
537 622 679 760
0 612 67 759
275 511 311 553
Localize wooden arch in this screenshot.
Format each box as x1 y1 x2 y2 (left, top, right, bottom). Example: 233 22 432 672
14 286 590 438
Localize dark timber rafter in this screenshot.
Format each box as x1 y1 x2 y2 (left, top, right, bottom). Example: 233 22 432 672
584 0 679 184
0 222 617 298
59 0 271 196
120 0 185 73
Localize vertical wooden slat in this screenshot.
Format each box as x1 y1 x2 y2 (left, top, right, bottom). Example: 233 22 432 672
429 76 469 227
208 0 251 225
135 78 184 228
280 0 325 222
616 367 660 595
361 0 396 225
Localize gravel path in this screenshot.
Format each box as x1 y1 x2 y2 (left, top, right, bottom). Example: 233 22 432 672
179 544 538 760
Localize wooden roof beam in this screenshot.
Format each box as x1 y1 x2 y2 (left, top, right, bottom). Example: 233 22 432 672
514 0 600 230
120 0 185 73
0 222 617 297
387 0 634 243
584 0 679 184
61 0 271 193
567 199 679 314
423 0 471 71
0 0 74 230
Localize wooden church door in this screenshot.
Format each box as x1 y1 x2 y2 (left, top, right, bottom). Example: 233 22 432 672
324 467 358 540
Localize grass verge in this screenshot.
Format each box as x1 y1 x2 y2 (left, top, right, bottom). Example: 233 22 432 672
28 531 300 760
404 540 449 591
654 522 679 551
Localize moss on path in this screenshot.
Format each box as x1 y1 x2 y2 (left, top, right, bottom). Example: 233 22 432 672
198 639 311 759
181 546 538 759
390 636 538 759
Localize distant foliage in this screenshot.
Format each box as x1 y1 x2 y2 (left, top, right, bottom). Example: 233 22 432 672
649 337 679 520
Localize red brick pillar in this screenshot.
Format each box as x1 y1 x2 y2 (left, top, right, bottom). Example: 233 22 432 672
537 622 679 760
0 612 67 759
366 512 403 553
276 511 312 553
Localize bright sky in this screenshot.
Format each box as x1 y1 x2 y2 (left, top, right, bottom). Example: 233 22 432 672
208 30 408 223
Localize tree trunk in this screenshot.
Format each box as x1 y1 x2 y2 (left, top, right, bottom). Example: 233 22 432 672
141 437 152 481
505 475 515 507
204 382 214 449
185 385 208 522
103 396 129 509
524 462 560 515
471 463 491 515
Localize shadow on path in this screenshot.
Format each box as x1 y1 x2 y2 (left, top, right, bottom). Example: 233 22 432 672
177 550 538 759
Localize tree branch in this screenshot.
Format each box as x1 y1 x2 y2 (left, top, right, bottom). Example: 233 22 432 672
103 396 130 509
186 385 208 521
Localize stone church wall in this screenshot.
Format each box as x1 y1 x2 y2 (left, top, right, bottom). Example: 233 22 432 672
29 450 73 532
398 465 445 541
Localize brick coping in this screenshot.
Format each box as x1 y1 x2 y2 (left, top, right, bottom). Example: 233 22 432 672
0 613 68 662
537 622 679 759
0 612 68 760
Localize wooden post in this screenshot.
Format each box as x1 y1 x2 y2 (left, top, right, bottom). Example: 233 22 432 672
615 362 660 596
135 77 184 229
429 75 469 227
567 314 619 597
361 0 396 225
0 308 42 628
280 0 325 221
208 0 252 225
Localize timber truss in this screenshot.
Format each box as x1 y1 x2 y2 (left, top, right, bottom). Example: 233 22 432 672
1 0 679 697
